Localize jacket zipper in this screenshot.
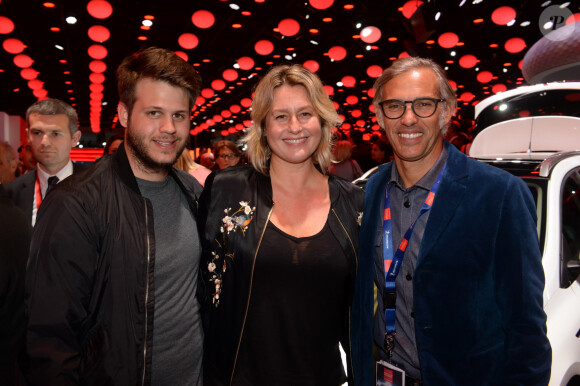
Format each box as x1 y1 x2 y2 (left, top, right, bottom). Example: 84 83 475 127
229 205 274 385
141 199 151 386
332 208 358 383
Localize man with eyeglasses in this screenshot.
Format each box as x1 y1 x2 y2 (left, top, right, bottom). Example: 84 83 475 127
359 57 551 385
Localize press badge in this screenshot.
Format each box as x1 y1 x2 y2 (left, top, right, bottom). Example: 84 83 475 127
376 360 405 386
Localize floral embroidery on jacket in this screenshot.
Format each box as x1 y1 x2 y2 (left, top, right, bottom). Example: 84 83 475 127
208 201 255 306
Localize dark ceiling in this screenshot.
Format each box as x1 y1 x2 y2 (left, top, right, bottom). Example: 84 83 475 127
0 0 578 148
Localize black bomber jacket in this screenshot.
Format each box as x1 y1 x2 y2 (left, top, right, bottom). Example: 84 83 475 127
198 165 373 386
24 145 203 385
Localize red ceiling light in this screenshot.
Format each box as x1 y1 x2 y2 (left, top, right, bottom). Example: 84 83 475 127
473 18 484 24
20 68 39 80
89 72 105 84
341 75 356 87
322 17 333 22
28 79 43 89
351 109 362 117
240 98 252 108
174 51 188 61
476 71 493 83
0 16 15 34
230 104 242 113
460 92 475 102
309 28 319 34
3 38 26 54
137 36 147 41
448 80 457 90
437 32 459 48
366 64 382 78
43 2 55 7
458 54 477 68
237 56 254 70
328 46 347 61
195 96 205 105
191 10 215 29
88 25 110 42
323 85 334 96
492 84 507 94
344 4 354 9
491 6 516 26
221 110 232 118
232 24 242 28
33 88 48 99
13 54 33 68
346 95 358 105
360 26 381 43
504 37 526 53
303 60 319 73
87 0 113 19
278 18 300 36
241 11 251 16
223 69 238 81
144 15 154 20
367 88 375 98
178 33 199 49
254 40 274 55
567 13 580 24
309 0 334 10
201 88 215 98
401 1 423 19
90 83 104 93
88 44 107 59
50 27 60 32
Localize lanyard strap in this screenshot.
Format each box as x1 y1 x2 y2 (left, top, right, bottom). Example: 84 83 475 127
34 173 42 211
382 163 446 334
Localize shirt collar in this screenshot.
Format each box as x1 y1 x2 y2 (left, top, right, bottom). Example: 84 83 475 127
389 145 448 192
37 159 74 194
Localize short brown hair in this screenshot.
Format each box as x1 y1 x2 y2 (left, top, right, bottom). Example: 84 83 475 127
117 47 202 113
242 64 341 175
26 98 79 136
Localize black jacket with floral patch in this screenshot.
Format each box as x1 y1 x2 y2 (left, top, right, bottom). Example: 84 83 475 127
198 165 374 386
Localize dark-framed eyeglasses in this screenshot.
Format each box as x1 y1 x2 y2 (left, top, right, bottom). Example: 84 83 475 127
218 153 238 160
378 97 446 119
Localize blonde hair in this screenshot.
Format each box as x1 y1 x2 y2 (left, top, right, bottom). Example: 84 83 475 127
174 148 203 172
332 140 353 164
241 64 341 175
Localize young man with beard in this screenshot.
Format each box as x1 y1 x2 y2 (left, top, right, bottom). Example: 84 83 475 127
23 47 204 385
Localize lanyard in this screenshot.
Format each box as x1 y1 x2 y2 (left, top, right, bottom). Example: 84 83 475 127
34 173 43 211
382 163 446 335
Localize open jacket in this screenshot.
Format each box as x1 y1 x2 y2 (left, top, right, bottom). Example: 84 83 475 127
198 165 374 386
24 145 203 385
360 143 551 385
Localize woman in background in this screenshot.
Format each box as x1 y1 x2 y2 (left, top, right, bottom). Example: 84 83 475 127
174 148 211 186
370 137 393 166
199 64 373 386
329 140 363 181
212 140 241 170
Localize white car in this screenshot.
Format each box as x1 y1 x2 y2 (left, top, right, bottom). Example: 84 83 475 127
470 82 580 386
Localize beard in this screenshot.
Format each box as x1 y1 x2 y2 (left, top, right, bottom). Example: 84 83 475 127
125 123 186 176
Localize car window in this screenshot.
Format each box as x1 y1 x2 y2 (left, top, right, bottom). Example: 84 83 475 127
474 89 580 137
561 167 580 288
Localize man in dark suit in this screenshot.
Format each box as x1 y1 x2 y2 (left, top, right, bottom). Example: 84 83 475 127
5 98 82 226
360 57 551 385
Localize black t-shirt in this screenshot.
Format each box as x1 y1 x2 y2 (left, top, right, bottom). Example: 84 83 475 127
233 219 349 386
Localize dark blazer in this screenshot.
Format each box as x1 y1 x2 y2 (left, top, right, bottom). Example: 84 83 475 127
360 142 552 385
4 162 84 222
0 185 32 385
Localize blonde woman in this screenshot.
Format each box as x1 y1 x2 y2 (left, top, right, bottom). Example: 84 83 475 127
199 64 373 385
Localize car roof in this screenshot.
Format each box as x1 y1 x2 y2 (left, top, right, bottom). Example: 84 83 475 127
474 81 580 118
